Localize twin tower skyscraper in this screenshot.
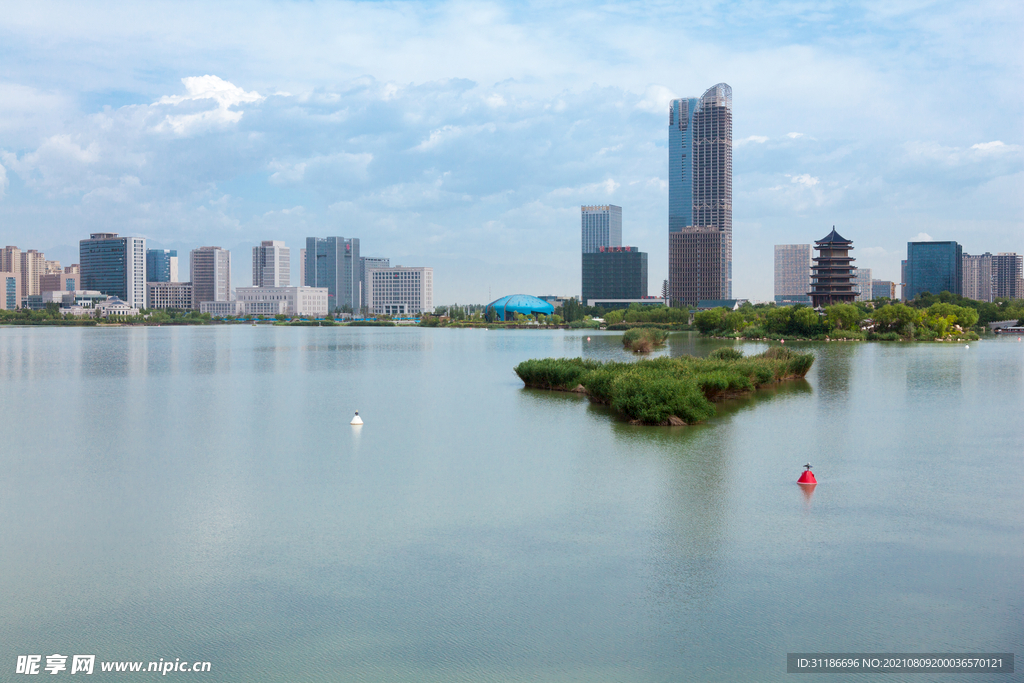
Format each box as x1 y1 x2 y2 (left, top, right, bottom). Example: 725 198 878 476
667 83 733 305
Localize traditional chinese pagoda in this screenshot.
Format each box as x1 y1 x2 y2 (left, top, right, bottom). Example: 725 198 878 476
808 227 856 308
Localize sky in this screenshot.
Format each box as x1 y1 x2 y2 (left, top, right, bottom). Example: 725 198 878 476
0 0 1021 303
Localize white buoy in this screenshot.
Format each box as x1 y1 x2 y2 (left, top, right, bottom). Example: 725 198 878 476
965 345 969 349
350 410 363 425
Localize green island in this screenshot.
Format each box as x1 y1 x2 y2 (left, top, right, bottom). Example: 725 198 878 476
622 327 668 353
514 346 814 426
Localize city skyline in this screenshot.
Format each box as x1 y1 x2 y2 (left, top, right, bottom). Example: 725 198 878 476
0 2 1020 303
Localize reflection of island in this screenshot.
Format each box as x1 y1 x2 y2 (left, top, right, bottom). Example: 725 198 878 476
515 346 814 426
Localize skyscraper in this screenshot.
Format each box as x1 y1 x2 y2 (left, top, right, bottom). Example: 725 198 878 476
581 205 622 254
146 249 178 283
962 252 994 302
360 256 390 311
79 233 147 308
252 240 290 287
668 83 732 305
20 249 46 299
992 252 1023 299
305 237 360 312
190 246 232 305
851 268 872 301
774 244 812 304
905 241 962 300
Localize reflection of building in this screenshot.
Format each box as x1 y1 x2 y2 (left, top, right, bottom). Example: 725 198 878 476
871 279 896 300
1 270 21 309
305 236 360 312
774 244 812 304
235 286 329 316
905 241 962 300
962 252 994 302
191 246 231 305
80 233 148 309
252 241 290 287
582 246 647 304
809 228 856 308
582 205 622 254
851 268 872 301
147 249 178 283
485 294 555 321
668 84 733 303
669 227 723 306
147 282 194 310
365 266 433 316
992 252 1023 299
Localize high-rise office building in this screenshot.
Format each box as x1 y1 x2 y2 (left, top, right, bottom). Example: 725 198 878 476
147 249 178 283
809 228 856 308
851 268 872 301
581 205 622 254
20 249 47 299
305 237 360 312
904 241 962 300
774 244 812 304
668 83 733 304
79 233 147 309
992 252 1023 299
871 280 896 300
962 252 994 302
360 256 390 312
252 240 290 287
1 246 21 278
582 246 648 304
190 246 232 305
365 266 433 316
0 270 19 310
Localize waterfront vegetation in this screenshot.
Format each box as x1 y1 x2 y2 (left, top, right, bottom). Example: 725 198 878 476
693 296 1005 342
622 327 668 353
514 346 814 425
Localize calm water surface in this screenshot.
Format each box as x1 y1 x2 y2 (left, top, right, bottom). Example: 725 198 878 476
0 327 1021 682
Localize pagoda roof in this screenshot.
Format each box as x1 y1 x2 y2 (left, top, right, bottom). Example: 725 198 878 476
815 227 852 244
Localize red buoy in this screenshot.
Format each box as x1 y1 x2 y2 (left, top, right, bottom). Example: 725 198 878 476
797 463 817 485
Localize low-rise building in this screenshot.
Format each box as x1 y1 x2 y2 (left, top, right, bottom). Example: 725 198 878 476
147 282 194 310
365 266 433 316
235 286 329 316
95 297 139 318
200 300 244 317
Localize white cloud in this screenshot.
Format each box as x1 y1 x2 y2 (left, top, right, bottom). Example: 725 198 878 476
735 135 769 146
549 178 619 197
786 132 803 139
635 85 675 114
912 232 933 242
789 173 819 187
971 140 1020 154
154 75 264 135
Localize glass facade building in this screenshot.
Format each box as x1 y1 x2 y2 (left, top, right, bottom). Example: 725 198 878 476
146 249 178 283
905 241 962 300
80 233 147 309
582 247 648 304
360 257 390 312
581 205 622 254
305 236 360 312
252 241 290 288
668 84 732 303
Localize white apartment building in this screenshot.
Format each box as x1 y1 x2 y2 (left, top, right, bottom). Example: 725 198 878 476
252 240 291 287
147 282 195 310
235 286 329 316
365 266 433 316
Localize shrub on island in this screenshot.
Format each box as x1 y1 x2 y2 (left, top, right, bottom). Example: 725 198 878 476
514 346 814 426
622 327 669 353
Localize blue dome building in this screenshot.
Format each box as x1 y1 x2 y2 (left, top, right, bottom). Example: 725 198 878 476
486 294 555 321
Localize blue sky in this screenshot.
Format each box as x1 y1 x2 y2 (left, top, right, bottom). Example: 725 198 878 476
1 0 1021 303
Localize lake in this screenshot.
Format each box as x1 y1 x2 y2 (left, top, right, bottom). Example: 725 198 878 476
0 326 1020 682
